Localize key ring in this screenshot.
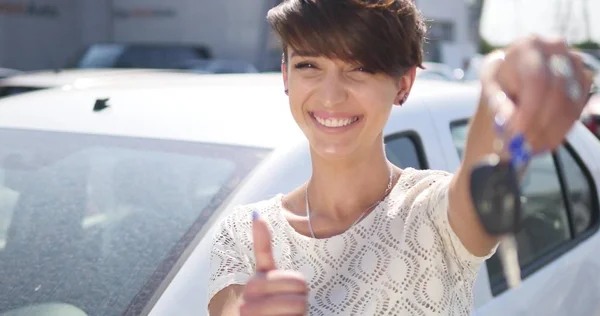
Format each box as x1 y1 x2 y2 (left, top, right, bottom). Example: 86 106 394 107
487 91 535 173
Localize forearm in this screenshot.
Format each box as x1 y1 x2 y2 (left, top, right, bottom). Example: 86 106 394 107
448 95 506 257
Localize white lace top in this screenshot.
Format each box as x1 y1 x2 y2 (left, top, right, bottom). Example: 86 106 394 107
207 168 495 315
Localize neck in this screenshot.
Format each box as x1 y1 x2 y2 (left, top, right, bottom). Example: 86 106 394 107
306 140 395 222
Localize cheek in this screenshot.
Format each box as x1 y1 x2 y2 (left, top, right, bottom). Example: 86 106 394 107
287 80 312 122
288 95 310 128
356 89 394 116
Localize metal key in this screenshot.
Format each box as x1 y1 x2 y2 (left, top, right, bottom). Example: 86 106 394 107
499 235 521 288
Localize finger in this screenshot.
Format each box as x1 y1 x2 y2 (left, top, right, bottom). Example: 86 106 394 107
509 39 551 153
528 42 575 151
244 270 308 300
240 294 308 316
493 39 527 96
480 52 519 145
544 51 593 147
531 46 592 151
252 211 277 273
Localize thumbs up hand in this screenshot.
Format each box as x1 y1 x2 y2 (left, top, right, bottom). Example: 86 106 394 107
240 211 309 316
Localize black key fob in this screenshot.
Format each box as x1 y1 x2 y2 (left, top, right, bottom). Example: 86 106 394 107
470 155 523 235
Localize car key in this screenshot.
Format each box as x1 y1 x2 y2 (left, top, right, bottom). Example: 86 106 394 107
470 151 522 235
470 135 524 289
470 93 529 289
470 112 525 235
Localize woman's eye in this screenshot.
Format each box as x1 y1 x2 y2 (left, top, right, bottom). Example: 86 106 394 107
294 62 316 69
355 66 375 74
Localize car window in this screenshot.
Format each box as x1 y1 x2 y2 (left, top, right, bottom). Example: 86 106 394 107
74 44 126 68
0 128 268 315
450 121 598 295
0 86 44 98
557 147 597 236
114 47 202 69
73 44 211 69
384 133 427 169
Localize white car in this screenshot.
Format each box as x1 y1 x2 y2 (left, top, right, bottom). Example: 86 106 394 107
0 73 598 316
0 68 206 99
462 54 485 82
575 51 600 139
0 68 21 79
417 62 464 81
178 59 260 74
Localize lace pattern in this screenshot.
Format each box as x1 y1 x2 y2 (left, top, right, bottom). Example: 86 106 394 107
207 168 496 315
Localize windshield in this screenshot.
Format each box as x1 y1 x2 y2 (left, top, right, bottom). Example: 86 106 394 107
0 128 268 316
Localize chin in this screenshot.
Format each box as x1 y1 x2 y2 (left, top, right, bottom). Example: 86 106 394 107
308 140 362 162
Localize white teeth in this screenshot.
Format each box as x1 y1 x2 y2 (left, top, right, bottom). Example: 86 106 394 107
314 116 358 128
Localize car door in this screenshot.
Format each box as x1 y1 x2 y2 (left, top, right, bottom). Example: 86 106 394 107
383 104 448 171
440 114 600 314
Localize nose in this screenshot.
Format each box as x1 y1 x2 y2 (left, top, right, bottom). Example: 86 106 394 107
318 71 348 108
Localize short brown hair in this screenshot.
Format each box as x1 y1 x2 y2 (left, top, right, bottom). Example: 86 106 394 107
267 0 427 77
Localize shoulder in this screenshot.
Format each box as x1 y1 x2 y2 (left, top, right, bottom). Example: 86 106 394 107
387 168 454 214
383 168 453 218
400 168 453 193
402 167 452 181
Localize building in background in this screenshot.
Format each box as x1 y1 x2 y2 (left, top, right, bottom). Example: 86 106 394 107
0 0 473 71
416 0 477 69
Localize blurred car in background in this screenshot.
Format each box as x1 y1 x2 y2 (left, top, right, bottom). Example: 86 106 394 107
582 90 600 139
417 62 464 81
574 51 600 139
67 43 212 70
178 59 259 74
462 54 485 82
582 102 599 138
0 68 21 79
573 51 600 87
0 69 206 99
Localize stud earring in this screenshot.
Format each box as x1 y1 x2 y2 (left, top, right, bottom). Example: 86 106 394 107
285 89 289 95
400 94 408 105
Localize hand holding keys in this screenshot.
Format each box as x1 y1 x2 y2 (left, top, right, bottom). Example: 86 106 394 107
470 91 536 289
469 37 593 290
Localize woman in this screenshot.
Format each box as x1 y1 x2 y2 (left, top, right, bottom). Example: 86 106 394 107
207 1 591 315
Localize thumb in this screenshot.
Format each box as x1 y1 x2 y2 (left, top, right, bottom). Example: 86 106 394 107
251 211 276 273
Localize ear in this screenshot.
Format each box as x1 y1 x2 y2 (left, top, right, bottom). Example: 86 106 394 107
281 54 289 95
393 67 417 106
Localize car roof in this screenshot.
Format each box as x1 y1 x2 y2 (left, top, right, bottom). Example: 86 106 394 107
0 68 200 88
0 67 21 77
0 72 480 149
421 62 453 70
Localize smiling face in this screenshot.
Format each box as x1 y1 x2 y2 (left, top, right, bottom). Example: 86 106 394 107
283 49 415 160
267 0 426 161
